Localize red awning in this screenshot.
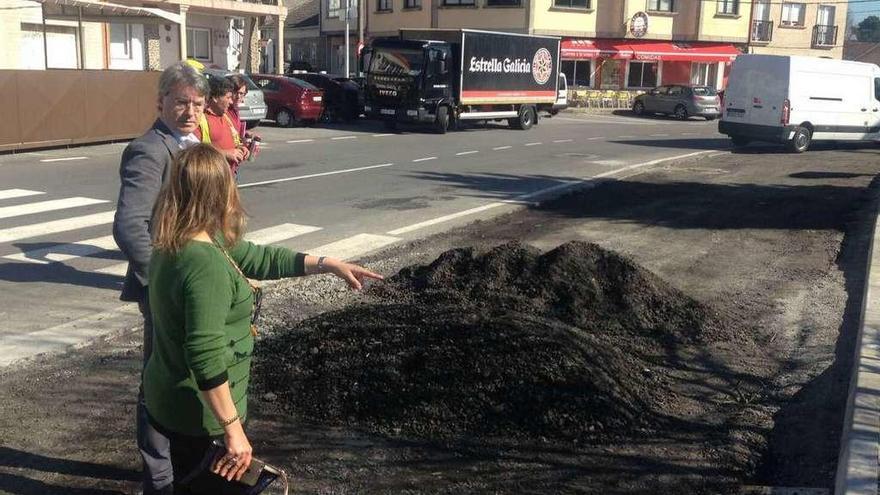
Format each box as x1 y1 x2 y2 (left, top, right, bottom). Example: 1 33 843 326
626 41 740 62
562 39 740 63
561 39 632 60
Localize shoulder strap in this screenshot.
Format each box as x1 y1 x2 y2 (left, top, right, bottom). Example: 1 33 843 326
198 114 212 144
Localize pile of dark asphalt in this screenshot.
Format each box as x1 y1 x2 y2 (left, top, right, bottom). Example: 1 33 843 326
252 241 735 443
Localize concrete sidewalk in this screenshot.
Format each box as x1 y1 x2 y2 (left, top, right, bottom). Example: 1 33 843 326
835 177 880 495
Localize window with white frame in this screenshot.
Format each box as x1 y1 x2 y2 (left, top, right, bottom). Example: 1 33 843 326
553 0 588 8
781 2 805 26
404 0 420 7
328 0 340 17
648 0 673 12
443 0 475 5
378 0 392 11
691 62 718 87
717 0 738 15
186 28 211 61
627 61 658 88
109 23 132 59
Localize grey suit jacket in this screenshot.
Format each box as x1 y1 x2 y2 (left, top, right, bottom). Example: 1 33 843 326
113 119 179 302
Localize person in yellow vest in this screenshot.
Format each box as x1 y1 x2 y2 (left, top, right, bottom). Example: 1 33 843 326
196 77 250 179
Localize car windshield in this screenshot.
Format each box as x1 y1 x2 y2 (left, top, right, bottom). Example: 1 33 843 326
692 86 717 96
241 75 260 91
369 48 424 77
287 77 319 90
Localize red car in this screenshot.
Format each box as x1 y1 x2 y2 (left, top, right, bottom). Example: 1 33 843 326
251 74 324 127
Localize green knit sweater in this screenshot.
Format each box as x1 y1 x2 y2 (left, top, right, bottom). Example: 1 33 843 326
144 238 305 436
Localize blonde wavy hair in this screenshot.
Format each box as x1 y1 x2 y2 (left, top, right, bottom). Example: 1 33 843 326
151 144 246 253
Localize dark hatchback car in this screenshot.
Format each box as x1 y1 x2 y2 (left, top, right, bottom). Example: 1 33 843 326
294 72 362 122
632 84 721 121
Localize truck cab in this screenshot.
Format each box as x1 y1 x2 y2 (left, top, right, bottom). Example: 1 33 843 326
361 38 455 131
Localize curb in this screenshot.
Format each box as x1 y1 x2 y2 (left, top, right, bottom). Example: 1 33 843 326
835 180 880 495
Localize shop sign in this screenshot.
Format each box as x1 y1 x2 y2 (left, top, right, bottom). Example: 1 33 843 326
630 12 649 38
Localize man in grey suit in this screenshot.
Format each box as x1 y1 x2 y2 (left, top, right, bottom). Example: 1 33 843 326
113 61 208 495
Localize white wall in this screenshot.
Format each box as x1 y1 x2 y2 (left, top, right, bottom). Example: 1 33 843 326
159 22 180 69
187 13 234 69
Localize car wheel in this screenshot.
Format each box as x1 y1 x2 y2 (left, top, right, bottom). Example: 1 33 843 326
434 106 449 134
633 101 645 116
674 105 688 120
276 108 295 128
730 135 750 147
704 115 716 121
786 126 811 153
319 108 334 124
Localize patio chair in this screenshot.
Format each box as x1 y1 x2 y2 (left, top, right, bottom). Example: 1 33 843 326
586 90 603 108
616 91 632 108
601 90 617 108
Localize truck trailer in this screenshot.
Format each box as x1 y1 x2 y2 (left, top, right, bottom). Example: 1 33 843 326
360 29 562 133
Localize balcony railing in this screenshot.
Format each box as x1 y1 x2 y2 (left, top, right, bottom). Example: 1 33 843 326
812 24 838 47
751 19 773 42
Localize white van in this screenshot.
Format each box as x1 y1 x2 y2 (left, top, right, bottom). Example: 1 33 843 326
719 54 880 152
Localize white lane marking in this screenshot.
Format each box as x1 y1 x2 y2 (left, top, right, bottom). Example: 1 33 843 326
456 151 479 156
650 134 669 137
95 262 128 276
493 146 512 150
413 156 437 162
331 136 357 140
707 151 728 158
681 132 696 136
39 156 88 163
553 139 573 143
0 303 141 368
287 139 314 143
373 133 394 137
525 142 542 147
618 135 635 138
238 163 394 189
4 235 117 265
245 223 322 245
0 197 108 220
387 150 715 236
0 210 115 244
587 137 604 141
0 189 44 201
310 233 400 261
593 160 627 167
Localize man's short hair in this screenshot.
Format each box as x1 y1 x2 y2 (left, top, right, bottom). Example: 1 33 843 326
209 76 236 99
227 74 247 92
158 62 209 99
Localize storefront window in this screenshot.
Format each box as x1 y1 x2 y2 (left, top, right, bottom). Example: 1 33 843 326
627 61 657 88
599 59 623 89
561 60 592 87
691 62 718 87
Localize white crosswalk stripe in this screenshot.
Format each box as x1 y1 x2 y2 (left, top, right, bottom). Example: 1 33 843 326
0 210 116 244
0 197 108 220
4 235 117 265
95 223 323 277
309 233 399 261
0 189 44 201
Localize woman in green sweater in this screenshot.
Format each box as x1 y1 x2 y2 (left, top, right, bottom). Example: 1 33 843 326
145 143 382 493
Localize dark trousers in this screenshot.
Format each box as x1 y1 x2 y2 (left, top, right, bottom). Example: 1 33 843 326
137 294 174 494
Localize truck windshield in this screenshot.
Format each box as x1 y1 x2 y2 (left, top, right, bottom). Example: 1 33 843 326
369 49 424 77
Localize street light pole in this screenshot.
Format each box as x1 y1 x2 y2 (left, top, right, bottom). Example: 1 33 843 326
344 0 350 77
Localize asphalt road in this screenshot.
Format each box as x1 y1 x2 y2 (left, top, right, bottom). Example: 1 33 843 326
0 112 723 365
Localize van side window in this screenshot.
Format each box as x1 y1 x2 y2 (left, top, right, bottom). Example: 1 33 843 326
875 78 880 101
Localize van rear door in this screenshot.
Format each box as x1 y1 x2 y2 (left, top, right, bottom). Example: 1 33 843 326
723 55 789 128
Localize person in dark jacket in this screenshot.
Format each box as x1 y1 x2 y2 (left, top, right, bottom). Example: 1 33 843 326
146 143 382 493
112 61 210 495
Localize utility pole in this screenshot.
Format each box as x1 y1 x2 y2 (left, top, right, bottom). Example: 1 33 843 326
344 0 350 77
358 0 364 75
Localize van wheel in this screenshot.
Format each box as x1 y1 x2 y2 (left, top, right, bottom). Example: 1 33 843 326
674 105 688 120
730 135 750 147
786 126 812 153
434 106 449 134
276 108 296 128
512 106 536 130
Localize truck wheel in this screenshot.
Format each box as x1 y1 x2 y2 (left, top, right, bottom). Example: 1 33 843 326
434 106 449 134
786 126 811 153
730 135 750 147
512 106 536 130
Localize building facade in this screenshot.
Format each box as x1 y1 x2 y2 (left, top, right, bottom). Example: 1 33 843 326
0 0 289 73
747 0 846 59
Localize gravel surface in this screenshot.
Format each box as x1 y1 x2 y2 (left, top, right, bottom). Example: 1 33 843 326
0 143 877 494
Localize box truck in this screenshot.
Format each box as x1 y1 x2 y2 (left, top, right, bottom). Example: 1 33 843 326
360 29 562 133
719 54 880 152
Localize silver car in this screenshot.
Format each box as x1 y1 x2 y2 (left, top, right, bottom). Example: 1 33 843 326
203 68 268 129
632 84 720 121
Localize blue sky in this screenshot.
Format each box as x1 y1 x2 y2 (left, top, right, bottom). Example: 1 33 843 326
849 0 880 23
